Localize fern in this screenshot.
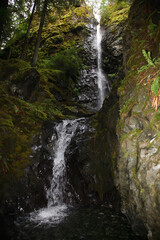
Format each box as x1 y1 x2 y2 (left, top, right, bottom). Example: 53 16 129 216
142 49 155 66
151 75 159 97
137 64 149 73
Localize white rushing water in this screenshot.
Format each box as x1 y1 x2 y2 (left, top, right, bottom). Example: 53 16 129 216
30 119 78 224
96 23 108 109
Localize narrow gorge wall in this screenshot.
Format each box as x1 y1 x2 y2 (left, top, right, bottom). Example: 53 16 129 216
99 1 160 239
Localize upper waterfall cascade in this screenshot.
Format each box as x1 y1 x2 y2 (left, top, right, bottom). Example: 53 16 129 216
96 23 109 109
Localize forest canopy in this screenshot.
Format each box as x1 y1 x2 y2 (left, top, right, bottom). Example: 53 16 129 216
0 0 85 65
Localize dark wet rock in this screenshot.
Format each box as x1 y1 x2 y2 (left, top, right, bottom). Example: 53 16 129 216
73 23 99 112
65 118 97 204
101 20 126 78
0 122 61 214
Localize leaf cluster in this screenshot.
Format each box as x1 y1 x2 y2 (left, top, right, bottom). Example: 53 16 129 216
38 47 82 94
138 49 160 74
52 47 81 81
138 49 160 110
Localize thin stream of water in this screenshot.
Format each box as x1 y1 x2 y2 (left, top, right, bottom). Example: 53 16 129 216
96 23 107 108
30 119 79 225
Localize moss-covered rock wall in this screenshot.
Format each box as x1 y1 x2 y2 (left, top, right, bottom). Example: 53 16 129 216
0 3 98 214
100 0 160 239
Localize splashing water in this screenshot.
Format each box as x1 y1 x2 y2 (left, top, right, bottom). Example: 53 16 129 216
30 119 79 224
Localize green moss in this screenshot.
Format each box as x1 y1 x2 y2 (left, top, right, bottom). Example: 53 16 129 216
101 1 130 26
153 112 160 122
0 118 14 128
120 129 143 143
131 167 138 183
119 98 135 115
0 4 96 196
116 119 125 133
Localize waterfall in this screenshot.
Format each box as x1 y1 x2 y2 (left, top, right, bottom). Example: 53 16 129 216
47 120 78 207
30 119 79 224
96 23 109 109
29 14 109 227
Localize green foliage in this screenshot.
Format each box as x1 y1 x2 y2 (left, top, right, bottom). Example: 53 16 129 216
100 0 130 24
142 49 155 66
137 50 160 108
0 0 32 48
73 87 79 95
137 50 158 73
0 155 11 173
38 47 82 93
151 75 159 97
137 64 149 73
108 73 116 78
52 47 81 81
153 112 160 122
119 98 134 114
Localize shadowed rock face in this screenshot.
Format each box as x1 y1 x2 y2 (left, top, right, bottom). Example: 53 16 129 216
99 0 160 239
73 22 99 112
98 0 160 238
101 20 124 78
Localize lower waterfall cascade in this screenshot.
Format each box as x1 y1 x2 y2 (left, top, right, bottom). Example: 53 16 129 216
30 119 80 224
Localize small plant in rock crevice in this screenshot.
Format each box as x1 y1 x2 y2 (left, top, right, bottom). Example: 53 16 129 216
138 49 160 110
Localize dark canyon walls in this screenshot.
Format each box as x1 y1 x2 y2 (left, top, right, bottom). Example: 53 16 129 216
99 0 160 239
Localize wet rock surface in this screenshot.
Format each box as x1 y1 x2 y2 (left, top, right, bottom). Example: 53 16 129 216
73 22 99 112
65 117 97 203
101 20 125 77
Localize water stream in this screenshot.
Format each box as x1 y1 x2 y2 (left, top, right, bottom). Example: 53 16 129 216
97 23 106 108
29 119 79 224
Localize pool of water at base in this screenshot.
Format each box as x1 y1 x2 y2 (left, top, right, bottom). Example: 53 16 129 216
2 206 147 240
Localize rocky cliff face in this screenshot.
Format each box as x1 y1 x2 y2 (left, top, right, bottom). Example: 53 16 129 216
100 0 160 239
0 4 99 215
1 1 160 239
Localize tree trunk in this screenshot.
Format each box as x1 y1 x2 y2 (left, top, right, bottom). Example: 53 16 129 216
21 0 37 59
0 0 8 42
36 0 41 13
31 0 48 67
